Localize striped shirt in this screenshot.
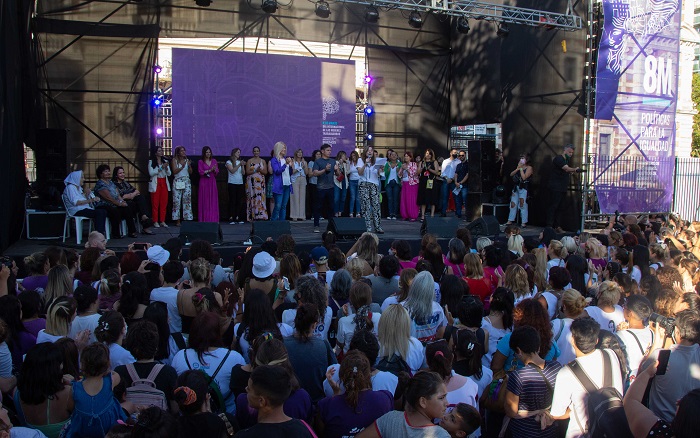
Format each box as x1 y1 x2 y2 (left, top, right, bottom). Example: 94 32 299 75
506 360 562 438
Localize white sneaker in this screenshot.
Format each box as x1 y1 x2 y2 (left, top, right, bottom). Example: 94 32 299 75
153 223 160 228
230 221 236 225
239 221 245 224
160 222 168 228
314 227 320 233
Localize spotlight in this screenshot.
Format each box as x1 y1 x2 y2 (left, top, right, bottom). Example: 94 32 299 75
365 133 374 141
155 127 163 136
153 65 162 74
194 0 211 6
365 6 379 23
456 16 470 35
364 75 372 84
497 22 510 38
364 105 374 116
152 96 163 107
315 1 330 18
408 10 422 29
262 0 277 14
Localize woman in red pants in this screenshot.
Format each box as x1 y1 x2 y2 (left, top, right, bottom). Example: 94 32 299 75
149 145 172 227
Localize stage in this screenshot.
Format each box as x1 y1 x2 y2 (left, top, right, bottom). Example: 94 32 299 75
4 214 549 274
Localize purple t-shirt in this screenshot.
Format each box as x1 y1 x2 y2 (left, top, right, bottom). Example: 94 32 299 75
22 319 46 338
20 276 49 293
10 331 37 372
317 390 393 438
235 388 313 429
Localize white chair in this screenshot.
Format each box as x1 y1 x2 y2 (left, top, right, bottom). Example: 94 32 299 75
62 194 111 244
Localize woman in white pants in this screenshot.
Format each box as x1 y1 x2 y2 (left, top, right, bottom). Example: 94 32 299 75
289 148 308 221
507 153 533 228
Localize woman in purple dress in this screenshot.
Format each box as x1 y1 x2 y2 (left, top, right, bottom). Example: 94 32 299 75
198 146 220 222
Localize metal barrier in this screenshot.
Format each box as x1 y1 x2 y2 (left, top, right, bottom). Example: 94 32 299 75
673 157 700 221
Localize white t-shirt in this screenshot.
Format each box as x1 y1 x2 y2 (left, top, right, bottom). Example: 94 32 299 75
550 349 624 438
336 312 382 353
625 266 642 284
323 365 399 397
467 366 494 400
551 318 575 366
513 291 535 306
381 295 402 312
225 160 244 184
109 343 136 370
585 305 625 333
403 337 426 374
616 328 654 378
546 258 565 280
70 313 101 344
233 322 293 363
348 161 361 181
480 316 511 368
446 372 479 409
541 291 559 320
171 347 246 414
404 301 446 343
36 330 64 344
359 159 381 186
150 286 182 333
282 306 333 341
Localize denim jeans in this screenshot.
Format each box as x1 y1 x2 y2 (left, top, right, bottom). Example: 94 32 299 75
441 180 456 215
454 185 468 218
385 180 401 217
334 183 347 215
348 179 361 215
272 186 290 221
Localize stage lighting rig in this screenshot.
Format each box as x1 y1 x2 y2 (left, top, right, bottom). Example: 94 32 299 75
456 16 469 34
365 5 379 23
195 0 211 6
408 10 422 29
364 105 374 116
315 1 331 18
262 0 278 14
497 22 510 38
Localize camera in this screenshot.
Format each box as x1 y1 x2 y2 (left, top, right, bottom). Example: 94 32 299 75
650 313 676 337
0 256 13 269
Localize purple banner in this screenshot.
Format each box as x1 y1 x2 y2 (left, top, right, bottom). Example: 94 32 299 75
592 0 680 213
172 49 356 157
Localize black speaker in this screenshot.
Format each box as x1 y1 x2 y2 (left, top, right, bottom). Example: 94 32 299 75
465 215 500 237
251 221 291 242
35 129 68 185
328 217 365 239
179 222 223 244
26 211 66 239
420 217 462 238
467 140 496 193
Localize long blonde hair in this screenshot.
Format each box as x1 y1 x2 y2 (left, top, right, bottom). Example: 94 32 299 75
463 253 484 278
273 141 286 160
504 264 530 299
46 297 76 337
44 265 72 306
378 304 411 360
507 235 524 257
586 238 608 259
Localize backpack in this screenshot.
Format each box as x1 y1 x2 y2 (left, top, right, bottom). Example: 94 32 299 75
568 350 633 438
185 349 231 413
171 332 187 351
124 363 168 410
376 353 411 377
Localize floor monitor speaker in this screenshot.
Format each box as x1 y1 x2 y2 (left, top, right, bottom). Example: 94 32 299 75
465 215 500 237
251 221 291 243
328 217 366 239
179 222 223 244
420 217 462 238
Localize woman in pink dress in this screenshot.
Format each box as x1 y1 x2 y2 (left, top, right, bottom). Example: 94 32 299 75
198 146 220 222
398 151 420 221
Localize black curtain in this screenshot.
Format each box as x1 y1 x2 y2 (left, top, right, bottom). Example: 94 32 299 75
0 0 37 251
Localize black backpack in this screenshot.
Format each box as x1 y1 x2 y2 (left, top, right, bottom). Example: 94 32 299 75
376 353 411 377
568 350 633 438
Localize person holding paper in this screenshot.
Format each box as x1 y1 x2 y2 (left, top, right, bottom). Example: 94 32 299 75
418 148 440 221
358 145 383 233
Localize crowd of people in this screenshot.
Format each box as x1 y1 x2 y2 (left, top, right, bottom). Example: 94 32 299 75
63 144 495 238
0 208 698 437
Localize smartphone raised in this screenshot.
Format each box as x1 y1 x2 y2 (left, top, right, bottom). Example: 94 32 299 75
656 349 671 375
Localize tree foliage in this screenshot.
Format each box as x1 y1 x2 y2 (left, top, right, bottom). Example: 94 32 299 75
692 73 700 157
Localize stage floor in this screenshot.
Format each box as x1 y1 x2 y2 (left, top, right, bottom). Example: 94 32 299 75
6 215 548 267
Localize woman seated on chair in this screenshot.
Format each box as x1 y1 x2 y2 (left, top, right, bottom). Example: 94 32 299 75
93 164 138 239
63 170 108 237
111 166 154 235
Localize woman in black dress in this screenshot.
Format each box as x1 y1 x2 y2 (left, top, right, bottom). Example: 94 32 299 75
417 148 440 221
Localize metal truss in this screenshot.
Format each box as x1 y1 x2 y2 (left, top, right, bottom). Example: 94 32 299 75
336 0 583 31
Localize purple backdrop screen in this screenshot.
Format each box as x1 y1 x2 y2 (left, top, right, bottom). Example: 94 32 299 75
172 49 356 156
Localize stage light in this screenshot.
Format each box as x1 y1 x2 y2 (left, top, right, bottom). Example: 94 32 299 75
155 127 163 136
194 0 211 6
365 6 379 23
153 65 162 74
364 105 374 116
408 10 422 29
364 75 372 84
152 96 163 107
456 16 470 34
497 22 510 38
262 0 277 13
315 1 330 18
365 133 374 141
